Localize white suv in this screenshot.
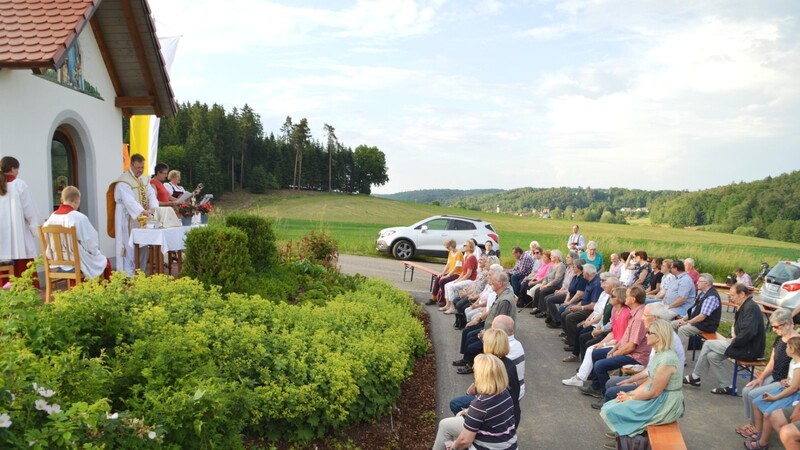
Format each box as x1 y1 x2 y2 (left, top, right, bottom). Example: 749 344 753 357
376 215 501 260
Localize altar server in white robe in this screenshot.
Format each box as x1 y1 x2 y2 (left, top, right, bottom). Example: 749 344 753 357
0 156 41 284
43 186 112 280
109 154 156 276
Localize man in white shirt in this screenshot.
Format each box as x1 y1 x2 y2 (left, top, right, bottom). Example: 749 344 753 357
109 154 157 275
567 224 586 252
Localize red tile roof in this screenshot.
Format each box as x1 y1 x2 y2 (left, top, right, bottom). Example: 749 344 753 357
0 0 99 68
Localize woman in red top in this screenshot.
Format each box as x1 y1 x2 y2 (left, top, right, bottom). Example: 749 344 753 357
443 240 479 314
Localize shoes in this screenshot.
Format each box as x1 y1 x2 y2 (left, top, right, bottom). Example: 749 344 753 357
546 323 561 329
605 432 617 439
563 345 574 352
561 375 583 386
457 364 474 375
683 374 701 387
562 337 570 344
580 386 602 398
603 442 616 450
535 312 547 318
438 306 447 311
711 386 734 395
452 359 468 367
562 354 578 363
443 308 456 314
558 332 566 337
530 308 540 314
591 399 606 410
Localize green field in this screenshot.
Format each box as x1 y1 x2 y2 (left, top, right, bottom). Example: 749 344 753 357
216 190 800 279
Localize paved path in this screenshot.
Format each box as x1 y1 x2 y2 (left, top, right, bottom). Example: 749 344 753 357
339 254 761 450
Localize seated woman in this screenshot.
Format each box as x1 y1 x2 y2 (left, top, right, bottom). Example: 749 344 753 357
430 239 463 306
443 240 479 314
735 309 797 440
432 353 518 450
448 328 521 428
519 249 552 307
43 186 112 280
563 286 629 384
483 240 497 256
600 319 684 445
462 257 502 324
746 335 800 450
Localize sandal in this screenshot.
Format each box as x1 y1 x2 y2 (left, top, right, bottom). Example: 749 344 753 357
735 424 758 437
683 374 701 387
744 438 768 449
745 433 761 442
711 386 734 395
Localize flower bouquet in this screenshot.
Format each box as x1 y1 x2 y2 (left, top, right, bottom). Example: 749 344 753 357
196 202 213 214
177 203 195 218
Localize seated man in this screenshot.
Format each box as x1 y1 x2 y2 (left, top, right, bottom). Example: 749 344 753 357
506 246 534 298
661 260 696 318
452 271 517 374
736 268 753 288
43 186 112 280
683 283 766 394
671 273 721 348
561 264 602 350
581 285 651 399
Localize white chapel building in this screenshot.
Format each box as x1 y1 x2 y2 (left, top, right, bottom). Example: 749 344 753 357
0 0 176 257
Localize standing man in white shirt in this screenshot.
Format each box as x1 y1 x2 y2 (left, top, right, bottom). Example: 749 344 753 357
567 224 586 253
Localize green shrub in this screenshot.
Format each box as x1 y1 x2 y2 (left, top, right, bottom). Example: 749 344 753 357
0 269 426 447
182 226 253 292
225 213 278 271
300 231 338 268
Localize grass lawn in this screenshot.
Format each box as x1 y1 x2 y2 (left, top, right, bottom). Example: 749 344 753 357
215 190 800 279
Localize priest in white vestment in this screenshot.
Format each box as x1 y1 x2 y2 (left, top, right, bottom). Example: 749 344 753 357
110 154 156 276
43 186 111 279
0 156 41 282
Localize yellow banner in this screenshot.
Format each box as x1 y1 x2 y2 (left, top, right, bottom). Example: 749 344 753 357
129 115 151 171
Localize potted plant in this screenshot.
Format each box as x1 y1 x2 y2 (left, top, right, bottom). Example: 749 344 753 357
196 201 213 224
177 203 195 226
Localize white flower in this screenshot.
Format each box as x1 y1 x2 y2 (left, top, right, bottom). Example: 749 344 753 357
0 413 11 428
148 431 157 440
31 383 38 391
44 404 61 415
106 412 119 420
36 387 55 398
34 399 48 411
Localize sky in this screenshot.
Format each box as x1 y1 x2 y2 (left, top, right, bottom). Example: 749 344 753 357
147 0 800 195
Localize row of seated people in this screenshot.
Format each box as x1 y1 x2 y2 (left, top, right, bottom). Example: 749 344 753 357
434 238 793 448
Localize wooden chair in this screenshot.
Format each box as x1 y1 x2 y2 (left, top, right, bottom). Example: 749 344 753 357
38 225 83 302
0 261 13 283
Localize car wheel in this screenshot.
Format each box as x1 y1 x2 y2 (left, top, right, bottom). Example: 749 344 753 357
392 240 415 260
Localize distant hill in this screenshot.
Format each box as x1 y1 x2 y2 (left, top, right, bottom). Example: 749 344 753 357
650 170 800 243
376 189 503 204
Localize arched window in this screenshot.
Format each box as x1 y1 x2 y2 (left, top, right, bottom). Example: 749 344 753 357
51 128 78 211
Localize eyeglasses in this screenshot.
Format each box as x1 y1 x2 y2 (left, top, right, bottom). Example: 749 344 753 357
534 251 541 255
772 324 787 330
646 331 655 335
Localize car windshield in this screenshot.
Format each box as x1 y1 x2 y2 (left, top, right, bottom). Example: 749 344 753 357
767 263 800 285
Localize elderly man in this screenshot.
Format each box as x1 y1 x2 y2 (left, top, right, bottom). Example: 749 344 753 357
506 246 534 298
672 273 721 348
453 271 516 374
684 283 766 394
581 285 651 399
563 275 619 362
662 260 696 319
110 153 157 276
594 302 686 408
567 224 586 252
43 186 112 280
449 315 526 412
562 265 603 350
685 257 700 288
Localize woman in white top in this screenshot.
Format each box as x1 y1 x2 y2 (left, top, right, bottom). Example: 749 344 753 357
164 170 187 199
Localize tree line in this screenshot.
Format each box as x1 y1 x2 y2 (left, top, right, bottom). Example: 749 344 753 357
649 170 800 243
127 101 389 198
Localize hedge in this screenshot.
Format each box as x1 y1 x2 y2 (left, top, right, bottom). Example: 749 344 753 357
0 273 427 448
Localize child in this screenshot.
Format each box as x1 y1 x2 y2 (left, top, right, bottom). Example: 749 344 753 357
746 336 800 449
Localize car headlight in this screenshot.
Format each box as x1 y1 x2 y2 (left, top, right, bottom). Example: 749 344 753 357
380 230 396 239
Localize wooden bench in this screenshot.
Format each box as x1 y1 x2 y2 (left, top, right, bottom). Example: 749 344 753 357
689 331 723 361
402 261 440 292
732 358 767 396
647 422 687 450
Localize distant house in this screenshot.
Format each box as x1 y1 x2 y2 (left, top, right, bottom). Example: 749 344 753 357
0 0 176 256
